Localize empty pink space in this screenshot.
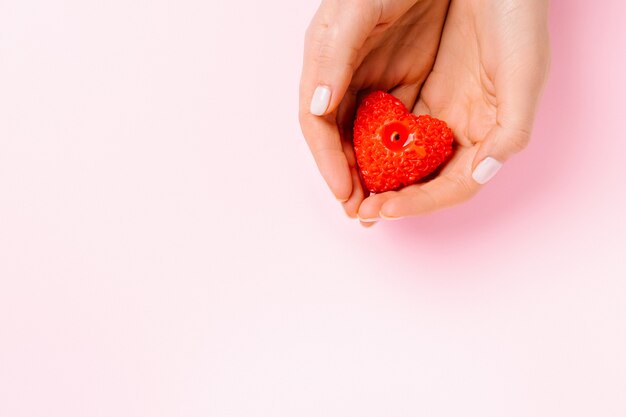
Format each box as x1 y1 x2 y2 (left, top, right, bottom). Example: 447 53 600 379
0 1 624 417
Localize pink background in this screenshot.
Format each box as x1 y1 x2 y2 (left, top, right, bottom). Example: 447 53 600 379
1 0 625 416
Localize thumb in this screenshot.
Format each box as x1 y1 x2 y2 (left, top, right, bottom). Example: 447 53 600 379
471 57 549 185
470 0 550 185
471 125 530 185
301 0 381 117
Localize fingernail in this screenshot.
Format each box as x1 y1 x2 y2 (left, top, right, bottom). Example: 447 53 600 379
310 85 331 116
360 221 377 228
379 213 402 221
472 157 503 185
357 215 380 223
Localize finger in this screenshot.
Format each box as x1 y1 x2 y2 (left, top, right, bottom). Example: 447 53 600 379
363 145 479 219
472 12 550 184
388 83 421 110
298 1 380 202
379 173 479 219
301 0 381 117
336 92 369 218
471 125 522 185
342 163 367 219
357 191 399 222
472 62 543 184
360 220 377 228
470 75 547 185
471 64 549 184
299 114 353 201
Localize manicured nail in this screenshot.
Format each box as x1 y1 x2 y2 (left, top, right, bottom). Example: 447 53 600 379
472 157 503 185
310 85 331 116
379 213 402 221
358 215 380 223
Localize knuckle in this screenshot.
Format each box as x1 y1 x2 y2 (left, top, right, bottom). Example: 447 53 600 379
315 42 336 67
304 21 326 44
314 41 359 75
306 24 336 69
508 128 531 154
453 175 476 200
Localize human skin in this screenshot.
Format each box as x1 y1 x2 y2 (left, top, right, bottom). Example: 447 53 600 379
299 0 550 223
299 0 451 224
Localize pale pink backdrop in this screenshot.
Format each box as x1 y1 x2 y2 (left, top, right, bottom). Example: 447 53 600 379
1 0 625 416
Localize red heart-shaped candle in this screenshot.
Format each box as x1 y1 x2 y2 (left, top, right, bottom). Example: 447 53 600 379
353 91 454 193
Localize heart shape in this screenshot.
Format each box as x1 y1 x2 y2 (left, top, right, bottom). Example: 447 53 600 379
353 91 454 193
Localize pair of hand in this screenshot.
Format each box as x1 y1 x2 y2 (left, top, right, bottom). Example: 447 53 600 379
299 0 550 224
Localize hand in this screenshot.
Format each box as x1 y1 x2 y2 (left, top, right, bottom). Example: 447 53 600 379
357 0 551 221
299 0 451 221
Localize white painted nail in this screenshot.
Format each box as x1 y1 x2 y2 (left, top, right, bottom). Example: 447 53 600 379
357 215 380 223
310 85 331 116
472 157 503 185
379 213 402 221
